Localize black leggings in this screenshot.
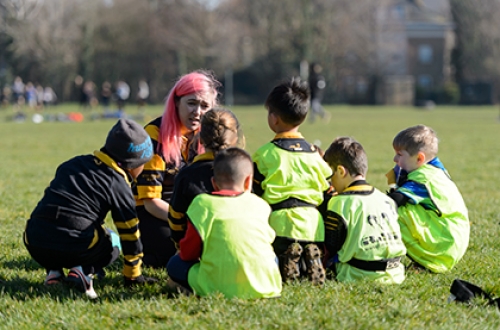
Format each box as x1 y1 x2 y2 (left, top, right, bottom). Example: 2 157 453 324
272 236 324 256
137 207 177 268
25 228 119 275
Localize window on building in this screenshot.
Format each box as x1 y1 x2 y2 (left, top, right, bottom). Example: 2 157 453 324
418 45 433 64
391 4 405 19
417 75 433 89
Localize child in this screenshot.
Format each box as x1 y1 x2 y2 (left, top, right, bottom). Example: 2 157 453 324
166 148 282 299
323 137 406 283
252 77 332 285
24 119 157 298
168 108 241 246
386 125 470 273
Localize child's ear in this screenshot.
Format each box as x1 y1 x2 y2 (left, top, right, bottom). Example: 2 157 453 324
269 112 279 126
243 174 252 192
416 152 427 165
211 177 220 191
337 165 347 178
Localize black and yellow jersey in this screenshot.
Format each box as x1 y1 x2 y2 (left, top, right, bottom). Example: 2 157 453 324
168 151 215 244
252 132 332 241
324 180 406 283
133 117 198 206
25 150 143 278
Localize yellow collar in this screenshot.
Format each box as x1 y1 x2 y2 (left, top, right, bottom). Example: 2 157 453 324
273 132 304 139
192 151 215 163
93 150 131 186
342 184 373 194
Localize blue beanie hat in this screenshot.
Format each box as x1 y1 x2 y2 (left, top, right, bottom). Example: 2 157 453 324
104 119 153 169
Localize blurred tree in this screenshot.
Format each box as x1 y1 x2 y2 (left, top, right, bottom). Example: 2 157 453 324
2 0 499 104
4 0 87 99
451 0 500 102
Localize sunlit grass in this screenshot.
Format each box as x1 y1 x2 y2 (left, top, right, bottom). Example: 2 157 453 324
1 104 500 329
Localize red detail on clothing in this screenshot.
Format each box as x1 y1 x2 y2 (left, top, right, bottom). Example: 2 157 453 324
178 190 243 261
211 190 243 196
179 221 202 261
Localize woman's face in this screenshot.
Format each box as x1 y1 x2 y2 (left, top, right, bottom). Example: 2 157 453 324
177 92 214 135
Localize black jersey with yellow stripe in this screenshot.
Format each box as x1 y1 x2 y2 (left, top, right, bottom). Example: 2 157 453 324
25 151 143 278
168 151 215 244
133 117 198 206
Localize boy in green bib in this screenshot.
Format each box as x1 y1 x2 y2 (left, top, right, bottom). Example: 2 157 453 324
386 125 470 273
166 148 282 299
323 137 406 283
252 78 332 285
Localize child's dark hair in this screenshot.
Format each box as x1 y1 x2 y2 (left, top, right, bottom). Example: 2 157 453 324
324 137 368 177
200 108 241 154
265 77 310 126
213 147 253 186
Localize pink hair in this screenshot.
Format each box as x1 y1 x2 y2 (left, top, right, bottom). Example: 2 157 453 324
158 71 219 166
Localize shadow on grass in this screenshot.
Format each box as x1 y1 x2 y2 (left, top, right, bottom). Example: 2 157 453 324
0 256 183 301
1 256 43 271
0 275 181 301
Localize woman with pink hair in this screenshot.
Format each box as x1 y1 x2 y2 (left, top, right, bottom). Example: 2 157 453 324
134 70 220 269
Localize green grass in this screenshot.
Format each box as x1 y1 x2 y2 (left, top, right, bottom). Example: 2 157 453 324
1 104 500 329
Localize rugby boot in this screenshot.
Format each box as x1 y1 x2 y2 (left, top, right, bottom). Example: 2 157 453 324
303 244 326 286
279 242 303 282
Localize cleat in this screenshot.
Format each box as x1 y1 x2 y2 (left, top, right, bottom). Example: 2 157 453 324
280 242 303 282
304 244 326 286
166 278 193 296
66 266 98 299
44 269 65 286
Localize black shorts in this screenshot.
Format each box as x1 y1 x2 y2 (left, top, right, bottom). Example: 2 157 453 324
137 206 176 268
24 227 119 273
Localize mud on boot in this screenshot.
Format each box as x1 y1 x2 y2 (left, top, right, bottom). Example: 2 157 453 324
279 242 303 282
304 244 326 286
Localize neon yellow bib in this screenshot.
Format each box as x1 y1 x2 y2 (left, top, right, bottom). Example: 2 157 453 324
329 185 406 283
187 193 282 299
397 164 469 273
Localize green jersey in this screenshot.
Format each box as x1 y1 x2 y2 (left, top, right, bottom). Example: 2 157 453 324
187 192 282 299
397 162 469 273
253 132 332 241
325 181 406 284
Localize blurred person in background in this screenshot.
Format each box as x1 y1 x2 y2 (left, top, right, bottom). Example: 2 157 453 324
101 81 113 112
308 63 330 123
43 86 57 107
116 80 130 113
12 76 25 105
137 79 149 113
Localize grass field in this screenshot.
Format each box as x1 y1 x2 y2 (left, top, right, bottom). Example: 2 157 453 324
1 104 500 329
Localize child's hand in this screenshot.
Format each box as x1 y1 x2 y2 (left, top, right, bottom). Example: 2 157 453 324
387 191 410 207
385 168 397 188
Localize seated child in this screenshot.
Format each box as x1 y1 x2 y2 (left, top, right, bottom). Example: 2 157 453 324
168 108 241 247
24 119 157 298
252 77 332 285
386 125 470 273
323 137 406 284
166 148 282 299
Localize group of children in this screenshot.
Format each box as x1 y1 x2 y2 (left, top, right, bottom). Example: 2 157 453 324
23 77 470 299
